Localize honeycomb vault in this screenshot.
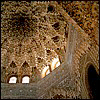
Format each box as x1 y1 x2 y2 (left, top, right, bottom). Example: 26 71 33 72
1 1 68 83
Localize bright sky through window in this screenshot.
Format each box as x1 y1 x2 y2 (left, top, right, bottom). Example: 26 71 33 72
56 61 60 67
44 66 50 75
22 76 29 83
41 57 60 78
42 66 50 78
51 57 60 70
46 69 50 75
9 77 17 83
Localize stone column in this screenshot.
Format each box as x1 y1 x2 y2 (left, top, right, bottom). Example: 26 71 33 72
17 64 22 83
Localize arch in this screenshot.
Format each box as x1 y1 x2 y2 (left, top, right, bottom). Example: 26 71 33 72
51 57 60 70
45 69 50 76
85 63 100 99
10 61 17 68
22 61 30 68
54 61 60 69
22 75 30 83
80 60 99 99
8 75 18 83
41 66 50 78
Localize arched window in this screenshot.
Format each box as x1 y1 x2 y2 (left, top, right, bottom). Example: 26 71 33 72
51 57 60 70
22 76 30 83
45 68 50 76
22 61 30 68
10 61 17 68
9 76 17 83
87 65 99 99
41 66 50 78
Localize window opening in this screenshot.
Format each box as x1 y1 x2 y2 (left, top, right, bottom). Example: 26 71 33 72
9 76 17 83
22 76 29 83
42 66 50 78
51 57 60 70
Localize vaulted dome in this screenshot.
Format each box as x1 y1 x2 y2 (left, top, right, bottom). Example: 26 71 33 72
1 1 68 82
